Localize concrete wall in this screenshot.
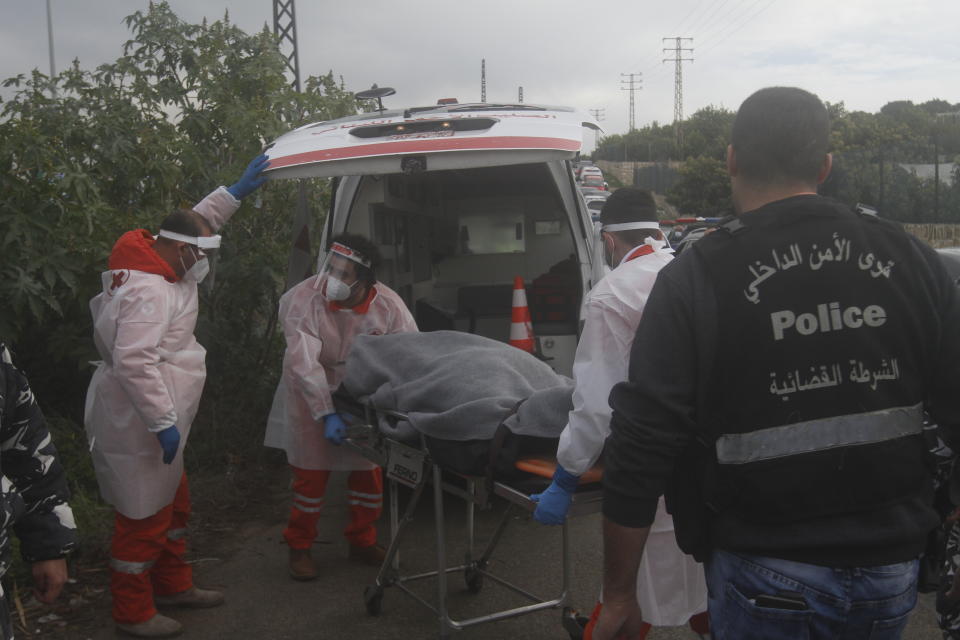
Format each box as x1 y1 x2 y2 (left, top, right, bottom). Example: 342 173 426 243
903 223 960 248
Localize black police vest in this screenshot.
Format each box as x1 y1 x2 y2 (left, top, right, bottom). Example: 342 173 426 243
692 196 937 527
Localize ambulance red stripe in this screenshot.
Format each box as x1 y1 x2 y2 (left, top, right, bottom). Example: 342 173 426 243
267 136 581 168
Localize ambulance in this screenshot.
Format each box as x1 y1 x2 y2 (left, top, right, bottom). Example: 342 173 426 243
263 90 603 375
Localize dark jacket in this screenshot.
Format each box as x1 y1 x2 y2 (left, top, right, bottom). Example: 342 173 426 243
603 195 960 567
0 343 78 573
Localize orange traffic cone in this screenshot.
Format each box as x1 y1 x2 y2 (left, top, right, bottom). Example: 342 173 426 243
509 276 536 353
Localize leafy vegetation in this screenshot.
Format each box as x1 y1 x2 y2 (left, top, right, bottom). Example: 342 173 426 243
0 2 358 512
595 100 960 220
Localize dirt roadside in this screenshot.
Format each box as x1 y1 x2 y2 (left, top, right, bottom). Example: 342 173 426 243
13 459 946 640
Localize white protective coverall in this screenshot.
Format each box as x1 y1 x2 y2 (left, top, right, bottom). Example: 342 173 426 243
556 237 708 626
264 277 418 470
84 187 239 520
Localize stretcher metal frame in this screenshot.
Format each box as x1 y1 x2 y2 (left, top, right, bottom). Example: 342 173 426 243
338 397 601 639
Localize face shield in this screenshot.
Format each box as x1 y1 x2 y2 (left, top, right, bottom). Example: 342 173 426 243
157 229 222 286
315 242 371 302
599 221 671 267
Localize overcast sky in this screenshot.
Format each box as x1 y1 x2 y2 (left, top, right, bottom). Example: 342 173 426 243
3 1 958 152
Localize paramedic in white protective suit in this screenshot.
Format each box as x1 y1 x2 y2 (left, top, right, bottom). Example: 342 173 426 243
530 188 710 640
84 155 268 638
264 233 418 581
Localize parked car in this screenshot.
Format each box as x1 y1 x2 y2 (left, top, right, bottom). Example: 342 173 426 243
580 175 607 191
579 166 603 181
264 99 604 375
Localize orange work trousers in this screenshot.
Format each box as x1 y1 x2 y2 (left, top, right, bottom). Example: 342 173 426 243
110 474 193 624
283 466 383 550
583 601 710 639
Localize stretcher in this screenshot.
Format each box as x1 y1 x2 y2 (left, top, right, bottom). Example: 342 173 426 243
334 391 602 639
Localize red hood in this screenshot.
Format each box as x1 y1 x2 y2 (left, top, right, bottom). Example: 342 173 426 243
108 230 178 283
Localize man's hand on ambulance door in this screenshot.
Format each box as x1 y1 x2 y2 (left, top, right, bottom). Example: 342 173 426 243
227 154 270 200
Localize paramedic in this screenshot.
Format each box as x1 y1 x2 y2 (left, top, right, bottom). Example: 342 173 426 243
84 155 269 638
594 87 960 640
0 343 78 640
264 233 418 581
530 188 709 638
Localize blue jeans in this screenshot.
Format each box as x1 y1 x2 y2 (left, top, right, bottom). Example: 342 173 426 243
706 549 919 640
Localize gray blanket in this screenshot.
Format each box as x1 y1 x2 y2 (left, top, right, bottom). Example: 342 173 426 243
341 331 573 442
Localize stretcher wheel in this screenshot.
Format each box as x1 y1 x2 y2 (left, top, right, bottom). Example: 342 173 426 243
363 585 384 616
561 606 587 640
464 566 483 594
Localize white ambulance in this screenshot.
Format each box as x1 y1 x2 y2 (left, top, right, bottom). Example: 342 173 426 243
263 92 603 375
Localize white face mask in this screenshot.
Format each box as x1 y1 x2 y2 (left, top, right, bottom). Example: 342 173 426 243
323 275 356 302
183 257 210 283
180 248 210 283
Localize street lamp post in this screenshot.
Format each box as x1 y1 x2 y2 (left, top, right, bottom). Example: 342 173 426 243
46 0 56 96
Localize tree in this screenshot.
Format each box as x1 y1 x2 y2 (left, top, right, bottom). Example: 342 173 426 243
666 156 732 216
0 2 358 466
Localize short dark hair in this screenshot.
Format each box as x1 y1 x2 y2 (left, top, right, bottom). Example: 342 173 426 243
330 232 381 286
159 209 210 237
599 187 661 246
731 87 830 185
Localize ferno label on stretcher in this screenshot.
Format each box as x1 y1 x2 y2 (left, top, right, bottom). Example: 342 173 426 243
387 444 426 489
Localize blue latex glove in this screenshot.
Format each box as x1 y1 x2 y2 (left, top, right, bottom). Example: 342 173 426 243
530 465 579 525
226 154 270 200
324 413 347 445
156 425 181 465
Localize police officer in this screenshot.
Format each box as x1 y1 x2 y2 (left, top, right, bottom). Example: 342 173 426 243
593 87 960 640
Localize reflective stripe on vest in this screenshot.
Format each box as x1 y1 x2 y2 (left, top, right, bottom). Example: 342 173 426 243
167 528 188 541
716 403 923 465
347 490 381 500
293 493 324 504
110 557 156 575
348 498 382 509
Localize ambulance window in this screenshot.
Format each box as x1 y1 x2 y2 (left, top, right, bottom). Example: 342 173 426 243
457 211 525 255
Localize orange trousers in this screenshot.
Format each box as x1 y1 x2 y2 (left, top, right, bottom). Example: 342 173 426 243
583 602 710 639
283 466 383 550
110 474 193 624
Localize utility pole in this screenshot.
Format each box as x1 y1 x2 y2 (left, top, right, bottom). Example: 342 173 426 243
273 1 312 289
46 0 56 96
518 86 523 103
663 37 693 157
481 59 487 103
620 72 642 132
272 0 301 91
588 108 605 149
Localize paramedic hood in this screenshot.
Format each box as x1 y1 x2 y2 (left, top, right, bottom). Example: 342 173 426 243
264 275 418 470
84 188 240 520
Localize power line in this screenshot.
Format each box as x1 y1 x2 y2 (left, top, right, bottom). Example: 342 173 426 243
663 37 694 154
691 0 761 47
697 0 778 56
674 0 710 37
620 72 642 131
683 0 733 41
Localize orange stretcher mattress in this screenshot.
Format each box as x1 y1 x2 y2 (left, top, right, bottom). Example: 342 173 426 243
514 455 603 485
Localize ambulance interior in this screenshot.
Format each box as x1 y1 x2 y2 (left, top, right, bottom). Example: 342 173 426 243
334 162 584 375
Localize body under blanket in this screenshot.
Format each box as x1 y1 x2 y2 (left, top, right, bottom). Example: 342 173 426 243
341 331 574 446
